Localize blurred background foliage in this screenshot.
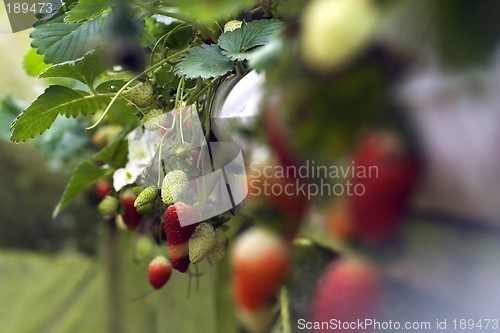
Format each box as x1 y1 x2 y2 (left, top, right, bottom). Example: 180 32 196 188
0 6 150 333
0 7 99 255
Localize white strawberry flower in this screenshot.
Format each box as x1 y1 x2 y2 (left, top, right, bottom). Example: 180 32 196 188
113 162 144 191
129 139 154 166
113 127 164 191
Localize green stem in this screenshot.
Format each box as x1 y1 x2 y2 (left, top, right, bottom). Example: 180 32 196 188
202 78 221 141
185 84 209 106
175 78 186 143
150 23 187 66
280 287 292 333
179 110 185 144
235 61 245 75
129 0 218 42
157 131 168 187
174 76 186 108
86 49 187 130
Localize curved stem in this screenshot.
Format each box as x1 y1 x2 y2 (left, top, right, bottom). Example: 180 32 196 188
174 76 185 108
150 23 187 66
157 130 169 187
86 49 187 130
185 84 209 106
235 61 245 75
129 0 218 42
175 78 186 143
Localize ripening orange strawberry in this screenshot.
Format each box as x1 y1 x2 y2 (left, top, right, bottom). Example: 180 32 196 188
231 228 291 310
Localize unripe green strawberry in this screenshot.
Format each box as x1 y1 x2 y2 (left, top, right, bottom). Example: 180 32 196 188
131 81 154 108
189 223 216 263
98 195 119 219
301 0 378 71
175 143 192 157
141 109 164 131
224 20 242 32
232 228 291 310
134 186 158 208
209 228 229 261
161 170 189 205
134 236 154 262
136 202 155 215
132 186 144 196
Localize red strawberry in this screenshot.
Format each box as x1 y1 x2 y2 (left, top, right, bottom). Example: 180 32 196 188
95 180 111 200
120 192 143 231
231 228 291 310
148 256 172 290
350 132 420 243
163 202 199 273
311 258 382 333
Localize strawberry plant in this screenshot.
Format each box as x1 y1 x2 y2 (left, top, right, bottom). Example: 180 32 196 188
8 0 500 332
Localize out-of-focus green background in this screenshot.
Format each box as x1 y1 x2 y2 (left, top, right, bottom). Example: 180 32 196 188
0 6 234 333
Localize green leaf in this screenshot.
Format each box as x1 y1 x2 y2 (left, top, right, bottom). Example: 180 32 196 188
146 19 192 50
35 117 90 166
31 15 103 64
249 37 284 72
34 0 70 25
53 161 112 217
11 86 110 142
65 0 112 23
93 136 129 169
96 80 127 93
218 20 284 61
0 97 25 140
105 99 138 127
175 44 234 79
168 0 256 22
39 50 110 86
23 48 52 77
